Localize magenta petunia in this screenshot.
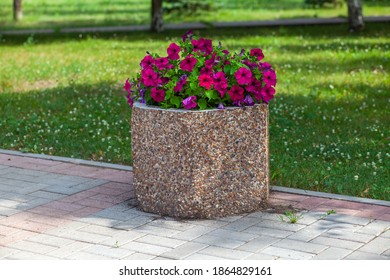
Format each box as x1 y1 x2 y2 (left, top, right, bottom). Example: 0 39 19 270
123 79 132 94
191 38 213 55
250 48 264 61
174 76 187 92
234 67 252 85
228 85 244 101
263 70 277 87
151 87 165 103
180 55 197 72
261 85 276 103
199 74 213 90
167 43 181 60
141 68 161 87
213 72 228 97
259 62 272 71
182 30 193 42
140 55 155 69
126 93 134 108
182 96 197 110
245 77 262 94
155 57 170 70
200 66 213 76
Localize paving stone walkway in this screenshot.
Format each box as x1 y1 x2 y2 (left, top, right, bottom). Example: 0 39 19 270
0 151 389 260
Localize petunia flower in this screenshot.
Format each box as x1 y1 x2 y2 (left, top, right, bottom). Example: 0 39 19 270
259 62 272 71
261 85 276 103
140 55 155 69
180 55 197 72
182 96 197 110
199 74 213 90
234 67 252 85
141 68 161 87
167 43 181 60
217 102 225 110
151 88 165 103
155 57 170 70
174 76 187 92
228 85 244 102
244 95 255 106
182 30 193 42
250 48 264 61
123 79 132 94
126 93 134 108
213 72 228 97
200 66 213 76
263 70 277 87
191 38 213 55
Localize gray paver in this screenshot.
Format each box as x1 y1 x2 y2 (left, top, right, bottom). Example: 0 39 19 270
193 234 245 249
261 246 315 260
0 247 21 259
113 216 155 230
26 234 75 247
380 229 390 238
244 226 295 238
29 190 67 200
59 230 110 243
83 244 133 259
65 251 115 260
45 241 92 258
207 228 257 242
170 226 217 241
310 236 364 250
221 217 262 231
245 253 277 260
122 241 171 255
309 219 362 232
5 251 60 260
133 224 183 237
287 225 328 242
160 242 208 259
185 253 226 260
198 246 255 260
0 206 20 216
322 229 375 243
79 224 123 236
343 250 390 260
357 220 390 236
93 208 137 221
136 234 187 248
253 219 306 232
236 236 280 253
78 216 123 227
9 240 57 254
322 214 370 226
122 252 155 260
273 238 328 254
358 237 390 254
148 218 196 232
100 231 146 248
311 247 353 260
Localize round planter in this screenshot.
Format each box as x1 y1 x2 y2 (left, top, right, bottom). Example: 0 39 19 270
131 101 269 218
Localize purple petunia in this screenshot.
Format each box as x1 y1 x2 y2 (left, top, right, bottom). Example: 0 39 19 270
182 96 197 110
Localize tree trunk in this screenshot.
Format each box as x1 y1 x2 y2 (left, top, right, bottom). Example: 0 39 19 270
13 0 23 21
151 0 164 33
347 0 364 32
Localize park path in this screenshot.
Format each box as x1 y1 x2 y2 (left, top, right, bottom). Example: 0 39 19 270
0 150 389 260
1 16 389 35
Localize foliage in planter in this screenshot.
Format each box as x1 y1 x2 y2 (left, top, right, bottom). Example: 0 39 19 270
124 31 277 110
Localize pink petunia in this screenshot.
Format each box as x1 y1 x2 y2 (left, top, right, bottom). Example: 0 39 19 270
261 85 275 103
182 96 197 110
234 67 252 85
263 70 277 87
151 87 165 103
213 72 228 97
191 38 213 55
250 48 264 61
126 93 134 108
200 66 213 76
141 68 161 87
228 85 244 102
245 77 262 94
167 43 181 60
180 55 197 72
140 55 155 69
123 79 132 94
199 74 213 90
155 57 170 70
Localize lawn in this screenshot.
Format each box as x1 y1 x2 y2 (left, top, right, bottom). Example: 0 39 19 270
0 22 389 201
0 0 389 30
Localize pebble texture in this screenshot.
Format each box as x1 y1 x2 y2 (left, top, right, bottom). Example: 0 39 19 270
131 102 269 218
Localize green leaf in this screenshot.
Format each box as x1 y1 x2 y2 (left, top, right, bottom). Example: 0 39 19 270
197 98 208 110
204 90 219 100
170 96 182 108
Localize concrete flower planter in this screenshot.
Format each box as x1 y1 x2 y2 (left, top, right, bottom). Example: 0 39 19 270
131 101 269 218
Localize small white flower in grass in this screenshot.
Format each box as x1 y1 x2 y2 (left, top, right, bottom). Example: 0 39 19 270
354 175 359 181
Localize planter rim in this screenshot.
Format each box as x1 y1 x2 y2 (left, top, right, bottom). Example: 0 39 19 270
133 101 267 113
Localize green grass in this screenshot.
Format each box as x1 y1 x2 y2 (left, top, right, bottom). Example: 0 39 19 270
0 23 389 201
0 0 389 30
